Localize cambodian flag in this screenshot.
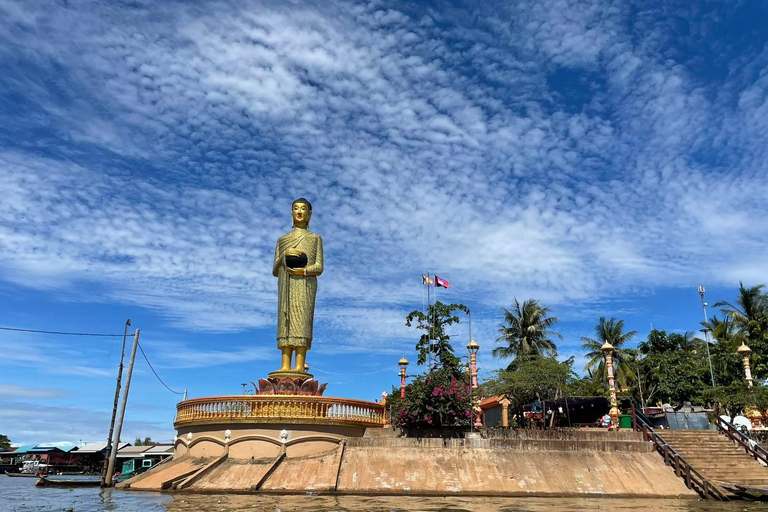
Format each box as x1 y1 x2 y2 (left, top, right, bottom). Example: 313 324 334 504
435 276 450 288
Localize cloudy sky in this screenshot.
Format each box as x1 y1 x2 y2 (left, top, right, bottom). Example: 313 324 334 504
1 0 766 445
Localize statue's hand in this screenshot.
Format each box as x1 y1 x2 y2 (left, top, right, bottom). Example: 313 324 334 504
284 248 303 258
287 267 306 277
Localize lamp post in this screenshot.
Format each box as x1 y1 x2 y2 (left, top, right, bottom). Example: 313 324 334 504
697 284 717 387
398 356 409 399
466 339 482 428
738 342 754 388
467 339 479 389
738 342 763 428
601 341 621 429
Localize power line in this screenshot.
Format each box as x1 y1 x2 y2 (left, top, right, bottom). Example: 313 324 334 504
0 326 124 337
136 341 184 395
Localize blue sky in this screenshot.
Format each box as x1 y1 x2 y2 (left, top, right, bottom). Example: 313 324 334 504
1 0 767 446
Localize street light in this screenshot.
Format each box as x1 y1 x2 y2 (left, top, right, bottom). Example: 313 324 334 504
398 356 409 399
698 284 717 387
601 341 620 429
466 339 482 429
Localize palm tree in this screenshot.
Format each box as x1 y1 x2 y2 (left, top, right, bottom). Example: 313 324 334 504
492 298 562 361
714 282 767 344
702 315 744 349
581 317 637 387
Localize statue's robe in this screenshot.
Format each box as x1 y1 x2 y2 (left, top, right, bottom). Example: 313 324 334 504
273 228 323 349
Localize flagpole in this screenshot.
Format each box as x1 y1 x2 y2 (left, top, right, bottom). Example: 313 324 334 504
432 272 437 371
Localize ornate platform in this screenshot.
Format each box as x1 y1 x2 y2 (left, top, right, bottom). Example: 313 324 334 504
174 395 385 429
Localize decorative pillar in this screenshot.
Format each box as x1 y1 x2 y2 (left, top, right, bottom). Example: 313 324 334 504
398 356 409 399
500 397 510 427
738 343 763 428
467 339 479 389
601 341 621 429
381 392 389 426
738 342 754 388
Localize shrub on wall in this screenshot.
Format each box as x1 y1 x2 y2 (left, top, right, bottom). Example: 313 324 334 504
388 367 475 429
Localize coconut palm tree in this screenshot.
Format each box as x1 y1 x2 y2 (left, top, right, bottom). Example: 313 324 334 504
492 298 562 361
714 282 768 344
581 317 637 387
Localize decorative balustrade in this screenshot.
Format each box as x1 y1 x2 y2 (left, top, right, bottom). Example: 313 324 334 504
174 395 385 429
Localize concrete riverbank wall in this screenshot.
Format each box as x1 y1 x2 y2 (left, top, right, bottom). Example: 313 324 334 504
120 430 696 497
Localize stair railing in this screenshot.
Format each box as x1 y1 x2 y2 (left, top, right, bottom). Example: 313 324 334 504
633 409 728 500
715 415 768 466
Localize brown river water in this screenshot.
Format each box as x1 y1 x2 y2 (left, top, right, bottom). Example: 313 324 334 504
2 476 765 512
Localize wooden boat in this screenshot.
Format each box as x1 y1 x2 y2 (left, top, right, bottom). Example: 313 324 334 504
6 472 41 478
35 476 101 487
718 481 768 500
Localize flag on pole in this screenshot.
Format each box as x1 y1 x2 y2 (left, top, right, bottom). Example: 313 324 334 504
435 275 450 288
422 275 434 285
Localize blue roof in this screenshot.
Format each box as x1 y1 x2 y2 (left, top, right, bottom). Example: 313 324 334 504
6 444 36 454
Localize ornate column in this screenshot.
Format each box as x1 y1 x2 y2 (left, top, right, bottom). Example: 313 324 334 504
381 392 389 426
601 341 621 429
398 356 409 399
500 396 511 428
738 343 763 428
467 339 479 389
738 342 754 388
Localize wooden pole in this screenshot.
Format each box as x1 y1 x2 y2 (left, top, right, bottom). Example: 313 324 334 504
104 329 140 487
101 319 130 486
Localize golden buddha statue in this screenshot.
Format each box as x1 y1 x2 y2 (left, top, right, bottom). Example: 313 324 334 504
272 198 323 374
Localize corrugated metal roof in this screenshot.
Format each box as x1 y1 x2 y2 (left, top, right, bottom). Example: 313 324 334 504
3 444 36 454
75 442 129 454
141 445 174 454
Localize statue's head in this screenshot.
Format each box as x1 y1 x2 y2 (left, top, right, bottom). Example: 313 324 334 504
291 198 312 228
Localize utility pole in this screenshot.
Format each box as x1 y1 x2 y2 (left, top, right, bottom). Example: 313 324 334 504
101 319 131 486
104 329 140 487
697 284 716 387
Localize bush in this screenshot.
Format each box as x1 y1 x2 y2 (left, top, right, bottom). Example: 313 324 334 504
387 367 475 429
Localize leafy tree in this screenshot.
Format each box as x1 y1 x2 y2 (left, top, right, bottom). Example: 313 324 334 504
143 437 154 446
134 437 143 446
492 299 561 363
703 382 768 418
714 282 768 380
387 367 474 429
484 356 576 410
406 301 469 371
633 330 710 406
581 317 637 388
0 434 10 450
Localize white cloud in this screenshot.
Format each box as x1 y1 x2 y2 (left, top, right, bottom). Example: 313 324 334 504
0 0 765 354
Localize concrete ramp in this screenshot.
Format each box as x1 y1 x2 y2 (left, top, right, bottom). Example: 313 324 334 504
123 457 210 490
189 458 275 491
261 449 339 492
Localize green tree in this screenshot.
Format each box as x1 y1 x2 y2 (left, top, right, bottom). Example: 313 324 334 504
143 437 154 446
636 330 709 406
484 356 576 411
492 299 561 362
0 434 10 450
134 437 143 446
581 317 637 388
714 282 768 380
406 301 469 371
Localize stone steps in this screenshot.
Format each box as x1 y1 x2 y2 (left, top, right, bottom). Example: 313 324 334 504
657 429 768 497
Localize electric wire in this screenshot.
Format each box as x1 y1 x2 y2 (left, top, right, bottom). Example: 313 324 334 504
0 326 124 336
137 341 184 395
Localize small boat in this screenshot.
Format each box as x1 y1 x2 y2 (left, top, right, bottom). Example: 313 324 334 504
718 481 768 500
6 472 41 478
35 476 102 487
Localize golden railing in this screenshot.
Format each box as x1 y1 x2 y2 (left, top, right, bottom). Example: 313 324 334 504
174 395 385 429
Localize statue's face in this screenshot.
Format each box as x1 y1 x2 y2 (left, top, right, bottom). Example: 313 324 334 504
292 202 311 227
